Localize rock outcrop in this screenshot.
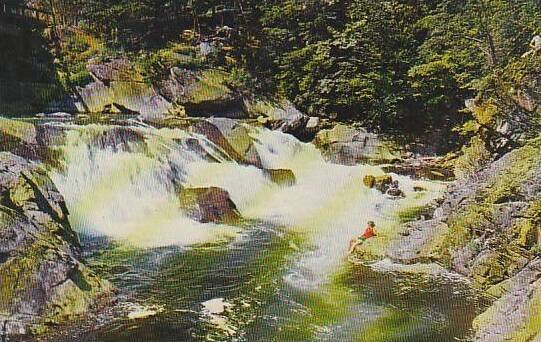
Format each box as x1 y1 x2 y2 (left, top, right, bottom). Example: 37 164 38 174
179 187 241 224
473 258 541 342
384 138 541 340
47 57 174 120
0 152 109 336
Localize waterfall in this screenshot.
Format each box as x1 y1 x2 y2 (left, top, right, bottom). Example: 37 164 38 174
49 123 242 247
49 122 444 287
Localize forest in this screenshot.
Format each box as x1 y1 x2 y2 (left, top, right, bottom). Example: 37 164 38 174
11 0 541 133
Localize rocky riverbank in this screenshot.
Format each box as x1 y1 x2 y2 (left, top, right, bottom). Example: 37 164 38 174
0 152 110 336
350 138 541 341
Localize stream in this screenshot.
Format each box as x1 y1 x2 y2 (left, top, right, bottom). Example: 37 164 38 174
32 121 489 341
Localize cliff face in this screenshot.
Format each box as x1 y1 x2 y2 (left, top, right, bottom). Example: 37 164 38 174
0 138 109 336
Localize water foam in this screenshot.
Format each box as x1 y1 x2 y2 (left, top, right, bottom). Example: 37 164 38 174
49 123 444 286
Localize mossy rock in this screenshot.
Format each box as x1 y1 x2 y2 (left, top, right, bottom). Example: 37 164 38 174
179 187 241 224
363 174 393 192
0 118 36 144
363 175 376 188
515 218 538 247
265 169 296 186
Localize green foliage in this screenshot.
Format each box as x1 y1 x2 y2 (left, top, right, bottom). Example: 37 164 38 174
454 136 493 177
30 0 541 135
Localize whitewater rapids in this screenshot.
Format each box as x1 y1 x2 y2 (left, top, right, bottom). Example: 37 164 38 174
49 122 444 289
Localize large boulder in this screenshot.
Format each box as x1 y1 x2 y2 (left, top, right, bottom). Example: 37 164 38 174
179 187 240 224
0 152 109 336
162 69 245 118
473 258 541 342
190 118 263 168
245 100 319 140
73 80 173 121
267 102 309 136
48 57 174 120
314 124 401 165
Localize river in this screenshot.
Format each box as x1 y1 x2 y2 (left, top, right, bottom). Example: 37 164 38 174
34 121 489 341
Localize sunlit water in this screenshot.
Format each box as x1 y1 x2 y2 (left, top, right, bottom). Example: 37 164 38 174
39 122 489 341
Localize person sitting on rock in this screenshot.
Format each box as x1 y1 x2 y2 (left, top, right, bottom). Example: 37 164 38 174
348 221 378 254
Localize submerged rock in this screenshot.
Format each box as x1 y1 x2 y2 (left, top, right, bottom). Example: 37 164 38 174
179 187 241 224
0 152 110 336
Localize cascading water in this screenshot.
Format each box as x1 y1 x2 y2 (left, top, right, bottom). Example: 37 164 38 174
44 121 484 342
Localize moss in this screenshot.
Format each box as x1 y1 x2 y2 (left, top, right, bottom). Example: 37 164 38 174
397 205 430 223
44 265 111 325
59 30 109 89
515 218 537 247
353 308 422 342
184 69 232 104
0 118 36 144
484 141 541 204
135 43 203 83
363 175 376 188
431 140 541 267
453 136 492 177
435 203 492 265
510 285 541 342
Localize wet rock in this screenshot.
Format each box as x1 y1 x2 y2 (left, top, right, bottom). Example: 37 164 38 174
267 102 309 137
386 187 405 198
374 175 392 192
0 152 109 336
264 169 296 186
191 118 263 168
179 187 241 224
363 174 393 193
47 112 72 118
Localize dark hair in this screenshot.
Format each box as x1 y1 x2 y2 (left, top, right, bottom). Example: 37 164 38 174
367 221 375 227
